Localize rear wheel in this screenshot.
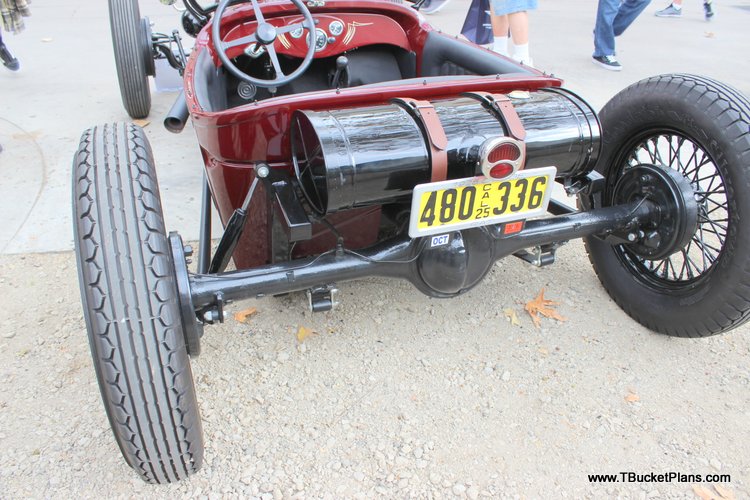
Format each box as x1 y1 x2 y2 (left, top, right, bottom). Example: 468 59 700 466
72 123 203 482
585 74 750 337
109 0 152 118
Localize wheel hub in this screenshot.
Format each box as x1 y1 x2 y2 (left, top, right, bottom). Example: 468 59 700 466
140 17 156 77
613 164 698 260
169 233 202 356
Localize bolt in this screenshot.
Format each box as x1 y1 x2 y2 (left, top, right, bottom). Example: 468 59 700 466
643 231 662 249
627 233 638 242
183 244 193 257
203 309 221 323
256 164 270 178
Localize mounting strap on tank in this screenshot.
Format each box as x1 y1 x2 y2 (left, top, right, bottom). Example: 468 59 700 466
392 98 448 183
463 92 527 141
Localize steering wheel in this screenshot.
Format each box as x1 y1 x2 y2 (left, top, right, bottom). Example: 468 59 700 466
212 0 316 88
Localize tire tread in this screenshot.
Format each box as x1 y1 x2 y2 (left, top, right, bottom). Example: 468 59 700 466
109 0 151 118
73 123 202 483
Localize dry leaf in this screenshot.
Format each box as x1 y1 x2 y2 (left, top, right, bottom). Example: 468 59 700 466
133 119 150 128
503 308 521 326
233 307 257 323
693 484 718 500
296 326 315 343
524 288 566 328
624 392 640 403
704 31 715 38
714 485 735 500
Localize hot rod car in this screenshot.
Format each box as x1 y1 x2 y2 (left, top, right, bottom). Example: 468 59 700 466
72 0 750 483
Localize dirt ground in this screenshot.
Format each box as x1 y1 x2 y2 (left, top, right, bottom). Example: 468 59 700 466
1 242 748 499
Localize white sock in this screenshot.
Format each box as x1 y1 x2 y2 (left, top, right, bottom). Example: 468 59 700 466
511 43 532 66
492 36 509 56
672 3 682 10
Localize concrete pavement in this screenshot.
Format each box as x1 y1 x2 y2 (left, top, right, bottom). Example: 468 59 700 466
0 0 748 254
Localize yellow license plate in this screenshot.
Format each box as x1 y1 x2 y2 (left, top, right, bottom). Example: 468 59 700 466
408 167 556 238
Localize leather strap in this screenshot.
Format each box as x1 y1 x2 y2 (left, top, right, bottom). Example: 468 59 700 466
392 98 448 183
463 91 527 141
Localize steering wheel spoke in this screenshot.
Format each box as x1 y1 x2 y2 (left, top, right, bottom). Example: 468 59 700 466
223 33 258 50
276 22 309 35
265 44 285 78
249 0 267 24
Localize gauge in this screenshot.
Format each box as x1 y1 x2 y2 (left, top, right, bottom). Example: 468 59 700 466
329 20 344 37
290 25 304 39
306 28 328 52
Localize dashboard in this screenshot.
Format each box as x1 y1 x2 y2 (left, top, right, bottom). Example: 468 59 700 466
222 13 411 60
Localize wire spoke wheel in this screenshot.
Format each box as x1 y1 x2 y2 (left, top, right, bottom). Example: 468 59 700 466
615 132 727 289
584 74 750 337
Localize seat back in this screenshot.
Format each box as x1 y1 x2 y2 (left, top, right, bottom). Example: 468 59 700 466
420 32 532 77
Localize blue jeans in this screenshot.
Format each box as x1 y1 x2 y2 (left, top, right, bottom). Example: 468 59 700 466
593 0 651 57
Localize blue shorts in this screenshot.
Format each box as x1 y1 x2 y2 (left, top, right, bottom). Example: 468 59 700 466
491 0 538 15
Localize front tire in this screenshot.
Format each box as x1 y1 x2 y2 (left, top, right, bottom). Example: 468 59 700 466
72 123 203 482
585 74 750 337
109 0 152 119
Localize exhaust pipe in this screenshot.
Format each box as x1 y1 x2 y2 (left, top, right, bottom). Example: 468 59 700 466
164 90 189 133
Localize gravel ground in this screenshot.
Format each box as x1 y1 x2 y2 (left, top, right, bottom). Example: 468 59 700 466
1 243 749 499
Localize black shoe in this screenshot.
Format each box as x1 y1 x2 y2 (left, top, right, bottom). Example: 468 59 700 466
592 55 622 71
704 1 715 21
0 43 20 71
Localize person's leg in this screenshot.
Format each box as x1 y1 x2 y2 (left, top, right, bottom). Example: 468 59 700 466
703 0 715 20
613 0 652 36
0 30 20 71
593 0 620 57
507 11 529 44
490 13 510 55
507 11 531 65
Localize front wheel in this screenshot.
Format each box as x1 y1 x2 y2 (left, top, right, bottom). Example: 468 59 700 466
72 123 203 482
584 74 750 337
109 0 152 118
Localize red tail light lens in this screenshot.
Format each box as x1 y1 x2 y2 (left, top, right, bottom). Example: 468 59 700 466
487 143 521 163
489 162 514 179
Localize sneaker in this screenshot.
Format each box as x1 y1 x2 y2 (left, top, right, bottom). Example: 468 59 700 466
421 0 452 14
592 55 622 71
704 1 715 20
0 43 19 71
655 4 682 17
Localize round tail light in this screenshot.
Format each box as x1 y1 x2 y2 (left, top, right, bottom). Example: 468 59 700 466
479 137 526 179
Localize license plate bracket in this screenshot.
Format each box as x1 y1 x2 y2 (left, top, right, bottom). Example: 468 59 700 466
408 167 557 238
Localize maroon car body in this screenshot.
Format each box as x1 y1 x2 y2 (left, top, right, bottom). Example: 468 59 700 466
183 0 561 268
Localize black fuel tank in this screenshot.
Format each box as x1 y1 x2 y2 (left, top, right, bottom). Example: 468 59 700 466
291 88 600 214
